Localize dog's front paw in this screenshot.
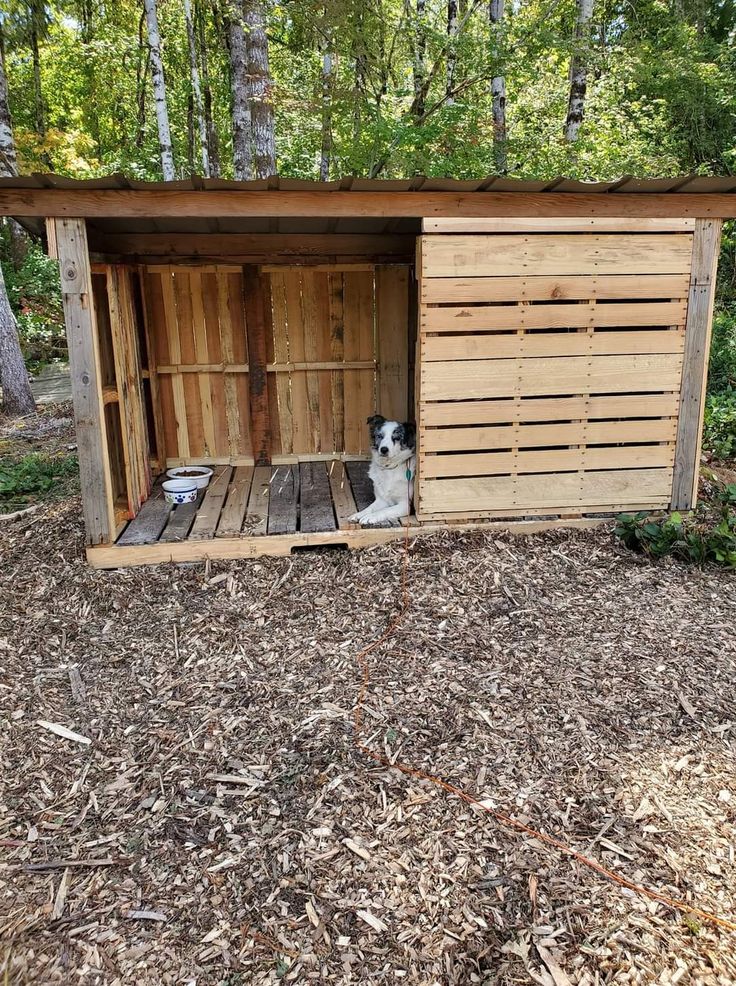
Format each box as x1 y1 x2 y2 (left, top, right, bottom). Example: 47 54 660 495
348 511 363 524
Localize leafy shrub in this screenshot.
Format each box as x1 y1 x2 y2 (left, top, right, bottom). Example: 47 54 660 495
615 485 736 568
703 391 736 460
0 453 78 510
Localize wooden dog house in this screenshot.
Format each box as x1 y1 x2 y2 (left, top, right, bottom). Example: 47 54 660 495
2 174 735 568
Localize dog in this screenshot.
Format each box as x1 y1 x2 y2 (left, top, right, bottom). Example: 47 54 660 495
349 415 416 526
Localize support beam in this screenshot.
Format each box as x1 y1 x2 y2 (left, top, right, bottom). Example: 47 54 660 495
672 218 722 510
242 265 272 465
3 190 736 219
53 217 116 544
86 232 415 259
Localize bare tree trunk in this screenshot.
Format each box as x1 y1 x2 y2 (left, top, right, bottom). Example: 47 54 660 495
0 263 35 418
446 0 458 103
489 0 506 172
184 0 210 176
197 0 220 177
243 1 276 178
143 0 176 180
406 0 428 118
0 31 17 177
564 0 594 143
226 2 252 180
319 23 333 182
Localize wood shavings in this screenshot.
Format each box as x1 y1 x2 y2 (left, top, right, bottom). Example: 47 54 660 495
36 720 91 745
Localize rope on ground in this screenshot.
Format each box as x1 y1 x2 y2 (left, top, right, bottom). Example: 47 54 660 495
352 524 736 935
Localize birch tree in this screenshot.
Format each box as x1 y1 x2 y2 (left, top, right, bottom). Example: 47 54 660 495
226 2 252 180
143 0 176 180
319 19 334 181
184 0 209 175
243 0 276 178
0 45 35 418
564 0 594 142
489 0 506 172
446 0 458 103
197 0 220 177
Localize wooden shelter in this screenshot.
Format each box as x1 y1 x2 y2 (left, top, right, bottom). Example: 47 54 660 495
2 173 735 568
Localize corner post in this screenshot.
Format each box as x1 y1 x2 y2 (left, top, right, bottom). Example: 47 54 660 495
671 218 722 511
53 217 116 544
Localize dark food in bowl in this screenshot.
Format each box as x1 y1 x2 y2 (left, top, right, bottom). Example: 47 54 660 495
176 469 208 477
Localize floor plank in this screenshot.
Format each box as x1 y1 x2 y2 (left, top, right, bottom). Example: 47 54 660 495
300 462 336 533
217 466 254 537
117 480 171 546
345 460 374 512
246 466 271 535
189 466 232 541
159 491 205 543
328 461 358 530
268 465 299 535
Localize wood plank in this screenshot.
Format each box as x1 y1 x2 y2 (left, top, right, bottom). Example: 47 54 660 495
87 516 609 569
159 490 204 542
242 265 272 464
420 468 674 514
160 269 189 458
314 272 335 453
245 465 271 535
285 271 311 454
345 459 374 512
89 232 415 258
299 462 336 532
422 217 696 233
189 465 232 540
328 460 358 529
422 445 675 478
117 482 172 545
423 329 684 361
420 301 687 333
328 272 345 451
216 465 254 537
419 273 692 304
344 271 375 453
420 234 694 278
11 188 736 220
421 393 681 426
189 270 217 456
423 418 677 453
672 218 722 509
300 272 324 451
139 268 168 467
173 271 204 456
269 271 293 454
55 217 116 545
421 354 684 400
261 270 282 456
106 267 141 514
376 266 409 420
267 465 299 535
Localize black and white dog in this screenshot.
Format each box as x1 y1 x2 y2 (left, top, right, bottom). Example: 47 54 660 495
349 415 416 526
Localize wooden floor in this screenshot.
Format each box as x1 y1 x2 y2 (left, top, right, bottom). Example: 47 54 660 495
85 459 607 568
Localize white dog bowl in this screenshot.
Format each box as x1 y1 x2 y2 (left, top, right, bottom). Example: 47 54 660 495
166 466 213 490
162 479 198 504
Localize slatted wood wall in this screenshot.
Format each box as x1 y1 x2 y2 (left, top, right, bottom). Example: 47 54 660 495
143 263 410 465
416 221 700 518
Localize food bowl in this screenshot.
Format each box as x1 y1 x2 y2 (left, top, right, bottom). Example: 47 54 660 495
162 479 198 504
166 466 213 490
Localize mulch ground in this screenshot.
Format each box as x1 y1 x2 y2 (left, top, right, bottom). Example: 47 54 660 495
1 440 735 984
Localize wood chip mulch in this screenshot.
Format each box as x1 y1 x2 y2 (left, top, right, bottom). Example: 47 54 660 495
1 496 735 985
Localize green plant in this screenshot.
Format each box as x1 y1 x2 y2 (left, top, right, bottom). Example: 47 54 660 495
615 485 736 568
0 453 79 510
703 391 736 460
0 237 65 372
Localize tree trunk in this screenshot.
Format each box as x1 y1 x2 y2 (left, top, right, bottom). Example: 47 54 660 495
0 31 17 177
143 0 176 180
319 25 334 181
226 2 252 180
184 0 210 176
352 7 366 141
243 1 276 178
197 0 221 177
406 0 427 118
446 0 458 103
489 0 506 172
0 262 35 418
564 0 594 143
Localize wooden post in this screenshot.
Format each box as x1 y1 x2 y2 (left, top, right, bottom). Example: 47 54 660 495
242 265 272 464
53 217 116 544
672 218 722 510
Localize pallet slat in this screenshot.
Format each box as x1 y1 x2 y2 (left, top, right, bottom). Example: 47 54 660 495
423 418 677 453
420 301 686 333
246 465 271 535
217 466 255 537
345 460 374 512
117 483 172 545
419 273 692 305
420 393 680 426
268 465 299 535
422 329 685 361
422 445 674 478
299 462 336 532
328 461 359 529
159 491 204 542
189 466 232 540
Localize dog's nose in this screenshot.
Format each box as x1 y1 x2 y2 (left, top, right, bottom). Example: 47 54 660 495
379 445 389 455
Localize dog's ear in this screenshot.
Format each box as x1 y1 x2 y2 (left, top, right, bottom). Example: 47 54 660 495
367 414 385 428
401 421 416 449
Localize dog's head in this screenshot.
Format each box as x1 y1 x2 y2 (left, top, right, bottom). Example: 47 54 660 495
367 415 416 464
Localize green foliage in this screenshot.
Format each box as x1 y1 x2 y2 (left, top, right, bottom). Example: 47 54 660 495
0 453 79 510
615 485 736 568
0 233 65 372
704 392 736 460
